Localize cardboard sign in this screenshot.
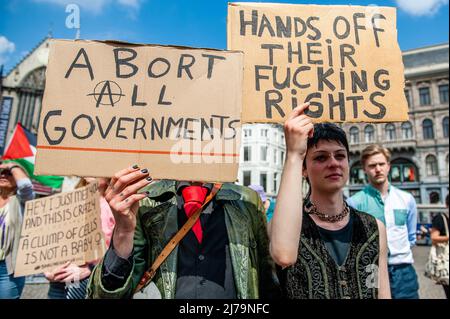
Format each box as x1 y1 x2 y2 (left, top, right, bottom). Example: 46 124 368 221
228 3 409 123
14 183 105 277
35 40 243 182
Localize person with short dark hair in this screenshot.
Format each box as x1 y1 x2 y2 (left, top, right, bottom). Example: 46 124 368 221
269 103 390 299
348 144 419 299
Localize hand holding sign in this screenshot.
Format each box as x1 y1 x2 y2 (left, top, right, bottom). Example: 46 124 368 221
45 261 91 283
104 165 152 258
283 103 314 161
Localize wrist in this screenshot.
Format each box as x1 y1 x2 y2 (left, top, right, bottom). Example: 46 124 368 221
286 151 306 163
9 165 24 173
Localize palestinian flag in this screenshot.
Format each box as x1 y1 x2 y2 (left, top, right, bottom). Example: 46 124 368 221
2 123 63 189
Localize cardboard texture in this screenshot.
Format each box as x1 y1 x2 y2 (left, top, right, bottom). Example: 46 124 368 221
14 183 105 277
228 3 409 123
35 39 243 181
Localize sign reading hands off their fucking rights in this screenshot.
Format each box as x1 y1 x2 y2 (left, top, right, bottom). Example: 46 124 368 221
228 3 409 123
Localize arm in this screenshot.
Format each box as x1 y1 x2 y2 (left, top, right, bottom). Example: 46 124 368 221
269 103 313 268
376 220 391 299
407 196 418 247
86 165 152 298
430 228 449 244
3 163 35 203
431 214 449 245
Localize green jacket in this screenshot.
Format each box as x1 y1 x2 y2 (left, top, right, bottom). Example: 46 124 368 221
87 180 280 299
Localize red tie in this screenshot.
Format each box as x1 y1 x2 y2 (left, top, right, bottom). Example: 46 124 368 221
181 185 208 244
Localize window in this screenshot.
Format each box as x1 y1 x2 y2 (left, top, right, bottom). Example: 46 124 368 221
260 146 268 161
429 191 441 204
425 155 438 176
389 159 418 183
422 119 434 139
419 87 431 106
260 173 267 191
273 173 278 193
273 149 277 164
244 129 252 137
404 89 411 107
439 84 449 104
243 171 251 186
443 117 449 138
261 129 268 137
385 123 396 141
244 146 251 162
447 154 449 175
401 121 413 139
281 151 285 163
350 165 367 184
349 126 359 144
364 125 375 142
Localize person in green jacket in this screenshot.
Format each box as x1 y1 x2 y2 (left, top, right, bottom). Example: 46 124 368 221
87 166 280 299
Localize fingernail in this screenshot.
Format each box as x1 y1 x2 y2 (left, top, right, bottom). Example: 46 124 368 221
141 168 148 174
132 164 139 169
146 177 153 182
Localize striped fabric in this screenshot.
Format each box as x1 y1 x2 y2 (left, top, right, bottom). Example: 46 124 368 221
66 277 89 299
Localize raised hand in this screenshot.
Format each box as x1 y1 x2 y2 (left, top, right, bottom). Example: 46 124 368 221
283 102 314 161
104 165 153 257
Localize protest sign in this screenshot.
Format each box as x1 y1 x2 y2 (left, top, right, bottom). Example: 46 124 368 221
35 40 243 182
228 3 409 123
14 183 105 277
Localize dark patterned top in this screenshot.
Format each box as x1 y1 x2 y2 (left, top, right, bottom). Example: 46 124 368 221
279 207 380 299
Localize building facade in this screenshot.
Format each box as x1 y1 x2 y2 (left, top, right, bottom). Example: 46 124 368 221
237 123 285 198
1 37 50 152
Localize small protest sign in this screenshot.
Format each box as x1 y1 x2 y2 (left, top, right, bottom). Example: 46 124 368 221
14 183 105 277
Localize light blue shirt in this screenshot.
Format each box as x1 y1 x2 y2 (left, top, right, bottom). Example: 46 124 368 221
347 184 417 265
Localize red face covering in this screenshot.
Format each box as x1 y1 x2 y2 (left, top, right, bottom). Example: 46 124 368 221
181 185 208 243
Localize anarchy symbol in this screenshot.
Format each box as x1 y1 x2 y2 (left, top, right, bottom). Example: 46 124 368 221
87 80 125 107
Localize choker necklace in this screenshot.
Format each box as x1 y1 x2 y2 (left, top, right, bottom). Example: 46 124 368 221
305 199 349 223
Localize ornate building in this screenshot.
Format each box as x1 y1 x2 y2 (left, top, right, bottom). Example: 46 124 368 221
1 37 50 145
342 43 449 205
0 37 52 194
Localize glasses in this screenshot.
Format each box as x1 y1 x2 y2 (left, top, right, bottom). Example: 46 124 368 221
0 169 12 176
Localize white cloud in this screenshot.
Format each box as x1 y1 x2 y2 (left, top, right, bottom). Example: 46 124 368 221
0 36 16 66
117 0 141 10
395 0 448 16
32 0 144 14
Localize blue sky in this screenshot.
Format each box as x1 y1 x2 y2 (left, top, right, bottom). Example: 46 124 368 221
0 0 448 73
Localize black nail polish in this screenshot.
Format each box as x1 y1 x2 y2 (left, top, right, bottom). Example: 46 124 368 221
141 168 148 174
132 164 139 169
146 177 153 182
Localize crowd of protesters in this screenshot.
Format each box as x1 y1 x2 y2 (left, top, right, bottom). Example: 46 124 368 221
1 104 448 300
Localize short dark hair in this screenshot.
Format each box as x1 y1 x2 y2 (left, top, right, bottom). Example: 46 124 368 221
307 123 350 156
